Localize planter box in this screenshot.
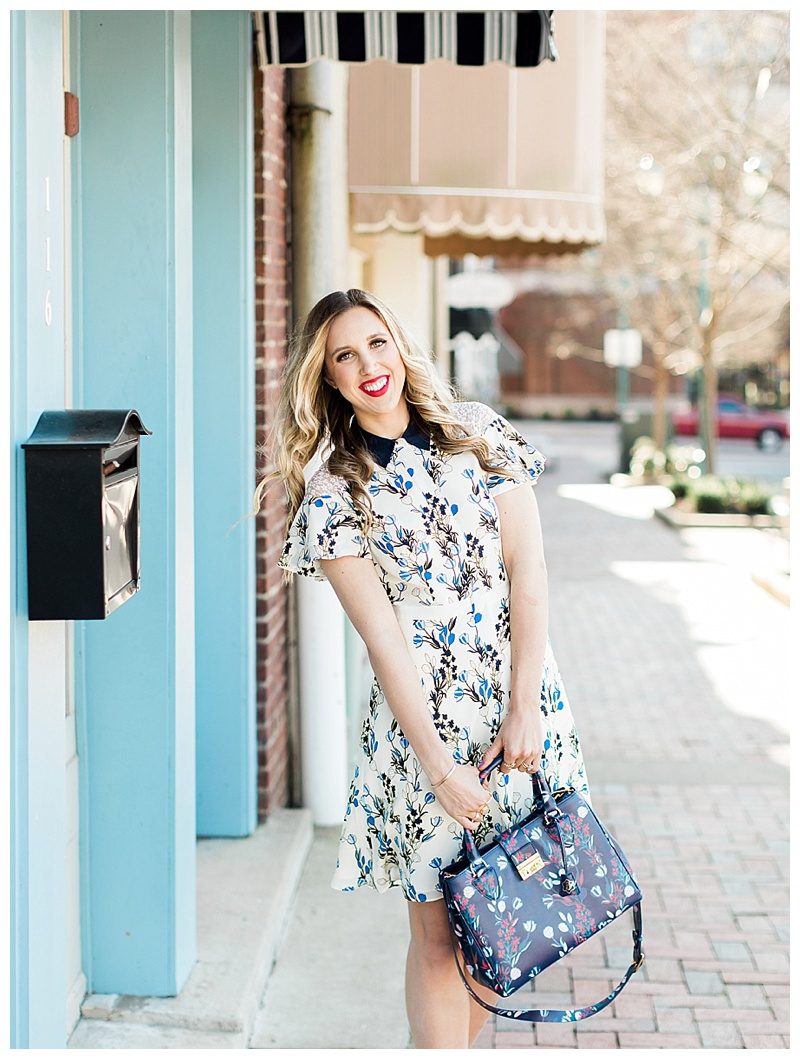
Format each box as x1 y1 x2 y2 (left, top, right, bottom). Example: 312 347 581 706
655 506 784 530
609 472 671 488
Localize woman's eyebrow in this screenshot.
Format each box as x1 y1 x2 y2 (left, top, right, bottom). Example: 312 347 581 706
330 332 387 356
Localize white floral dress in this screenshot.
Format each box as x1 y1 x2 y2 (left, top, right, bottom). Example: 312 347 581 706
278 401 591 902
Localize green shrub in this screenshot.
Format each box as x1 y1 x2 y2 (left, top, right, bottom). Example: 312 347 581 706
687 475 773 515
691 476 728 513
738 481 771 516
563 407 576 420
668 476 690 500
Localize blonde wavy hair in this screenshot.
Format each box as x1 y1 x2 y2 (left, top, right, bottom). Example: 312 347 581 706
252 288 525 581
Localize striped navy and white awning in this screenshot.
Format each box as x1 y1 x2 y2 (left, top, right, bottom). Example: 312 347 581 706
254 11 556 68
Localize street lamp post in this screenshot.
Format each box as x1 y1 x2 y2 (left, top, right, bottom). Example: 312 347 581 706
616 275 630 408
696 188 712 475
604 316 642 475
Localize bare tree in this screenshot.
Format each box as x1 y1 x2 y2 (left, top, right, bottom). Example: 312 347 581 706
596 10 789 471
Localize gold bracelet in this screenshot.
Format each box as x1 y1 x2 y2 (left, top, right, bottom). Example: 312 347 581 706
431 761 456 789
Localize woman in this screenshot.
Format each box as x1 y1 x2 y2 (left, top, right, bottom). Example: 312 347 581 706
255 288 591 1048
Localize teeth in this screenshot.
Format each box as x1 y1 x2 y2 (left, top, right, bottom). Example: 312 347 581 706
363 376 388 392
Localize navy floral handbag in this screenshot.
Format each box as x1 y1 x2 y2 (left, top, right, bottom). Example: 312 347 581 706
439 755 645 1023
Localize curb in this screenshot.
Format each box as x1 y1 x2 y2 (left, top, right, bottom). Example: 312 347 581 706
751 569 790 607
655 506 784 531
68 808 314 1048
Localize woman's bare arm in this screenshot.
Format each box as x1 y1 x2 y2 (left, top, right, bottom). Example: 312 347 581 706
318 554 490 827
496 483 549 708
477 483 548 773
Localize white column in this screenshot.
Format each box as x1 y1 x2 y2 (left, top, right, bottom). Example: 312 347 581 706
297 579 351 822
432 254 452 382
290 60 352 824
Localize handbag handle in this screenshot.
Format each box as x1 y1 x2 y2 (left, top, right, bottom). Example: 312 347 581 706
445 899 644 1023
478 753 561 820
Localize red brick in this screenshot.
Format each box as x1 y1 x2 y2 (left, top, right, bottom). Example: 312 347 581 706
617 1032 701 1048
691 1007 768 1022
640 957 682 982
576 1031 619 1047
722 970 789 984
698 1021 744 1047
610 994 654 1018
580 1017 654 1033
534 1023 576 1046
253 64 292 816
494 1030 536 1047
655 1007 694 1031
572 977 614 1004
729 1020 790 1035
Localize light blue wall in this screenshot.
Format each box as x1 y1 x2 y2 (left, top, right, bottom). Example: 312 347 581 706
71 11 197 995
10 10 70 1048
191 11 257 837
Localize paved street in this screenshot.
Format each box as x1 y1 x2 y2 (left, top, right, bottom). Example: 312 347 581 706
255 420 790 1049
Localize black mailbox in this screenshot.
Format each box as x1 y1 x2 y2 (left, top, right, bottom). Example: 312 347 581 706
22 410 152 621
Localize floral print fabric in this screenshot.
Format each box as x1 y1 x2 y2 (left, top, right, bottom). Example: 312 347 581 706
278 401 591 902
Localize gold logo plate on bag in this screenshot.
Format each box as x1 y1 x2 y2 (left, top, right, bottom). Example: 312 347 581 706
517 852 545 879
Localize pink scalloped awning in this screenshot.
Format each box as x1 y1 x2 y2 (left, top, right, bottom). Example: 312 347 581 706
348 12 605 257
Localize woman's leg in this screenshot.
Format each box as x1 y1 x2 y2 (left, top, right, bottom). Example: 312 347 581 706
405 898 471 1048
467 994 494 1047
405 898 501 1048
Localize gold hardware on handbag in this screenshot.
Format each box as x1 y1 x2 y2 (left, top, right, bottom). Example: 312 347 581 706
517 851 545 879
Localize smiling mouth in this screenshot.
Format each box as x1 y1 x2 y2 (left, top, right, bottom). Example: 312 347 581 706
359 375 390 395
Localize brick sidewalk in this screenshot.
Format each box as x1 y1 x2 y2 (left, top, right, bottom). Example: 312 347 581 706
471 424 790 1049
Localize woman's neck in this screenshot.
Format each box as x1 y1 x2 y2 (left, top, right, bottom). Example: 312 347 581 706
353 399 411 440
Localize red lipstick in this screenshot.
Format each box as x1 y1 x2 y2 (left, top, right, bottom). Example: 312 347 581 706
359 375 390 397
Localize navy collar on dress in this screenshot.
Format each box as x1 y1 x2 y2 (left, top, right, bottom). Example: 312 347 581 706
355 416 431 468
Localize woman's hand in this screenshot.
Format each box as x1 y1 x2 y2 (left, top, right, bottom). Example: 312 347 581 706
433 763 492 831
477 705 546 777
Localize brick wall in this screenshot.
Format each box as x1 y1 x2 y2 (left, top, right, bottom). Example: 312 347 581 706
254 61 293 817
498 290 684 413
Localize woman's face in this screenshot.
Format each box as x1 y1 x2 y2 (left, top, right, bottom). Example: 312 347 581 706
324 306 408 425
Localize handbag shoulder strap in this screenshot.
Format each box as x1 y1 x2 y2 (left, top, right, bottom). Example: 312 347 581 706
448 901 644 1024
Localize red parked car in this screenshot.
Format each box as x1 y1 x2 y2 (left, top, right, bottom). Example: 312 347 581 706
672 393 790 450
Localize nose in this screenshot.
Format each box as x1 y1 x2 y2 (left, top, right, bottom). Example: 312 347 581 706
359 351 383 375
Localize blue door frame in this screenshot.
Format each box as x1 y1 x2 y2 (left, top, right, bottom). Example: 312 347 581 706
11 11 259 1036
10 10 70 1047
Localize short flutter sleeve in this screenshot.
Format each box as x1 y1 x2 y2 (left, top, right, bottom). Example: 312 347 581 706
477 403 547 496
278 471 371 582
